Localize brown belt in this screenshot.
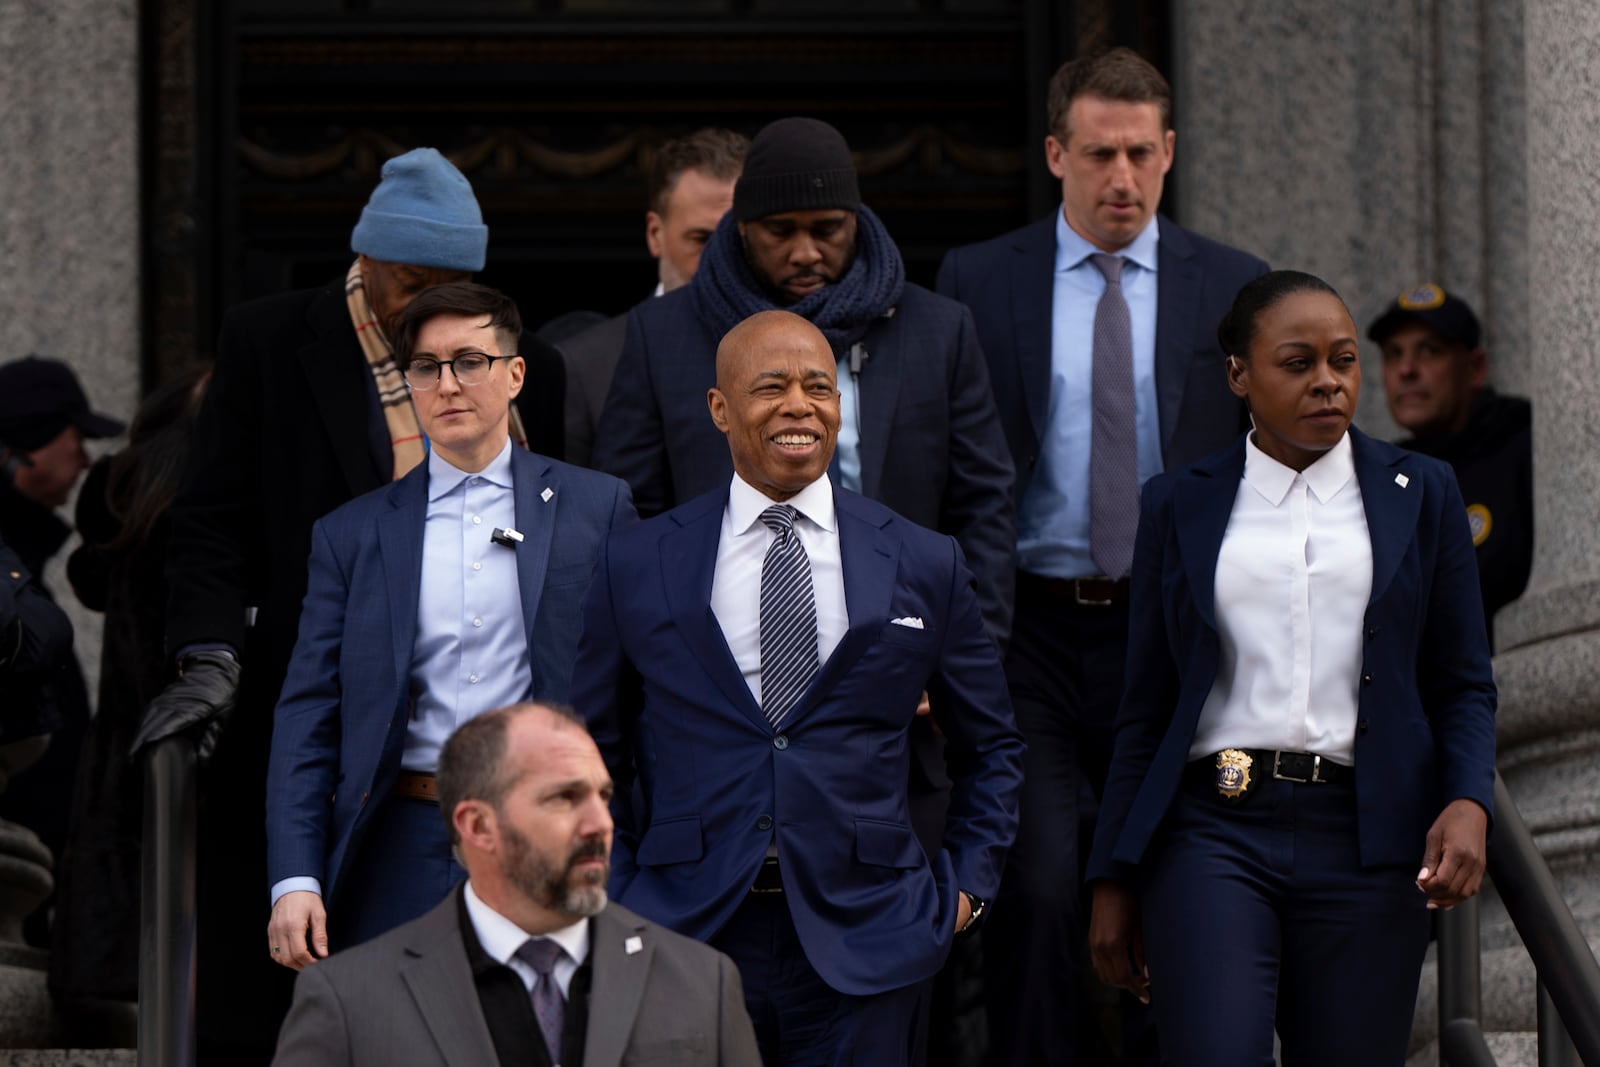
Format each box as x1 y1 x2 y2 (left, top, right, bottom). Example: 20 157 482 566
1019 571 1130 606
394 772 439 802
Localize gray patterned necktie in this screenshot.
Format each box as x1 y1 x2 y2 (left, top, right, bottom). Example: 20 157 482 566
758 504 818 729
515 937 567 1062
1088 253 1139 578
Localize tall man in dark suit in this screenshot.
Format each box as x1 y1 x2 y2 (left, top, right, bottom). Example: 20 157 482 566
560 127 748 468
265 281 634 967
133 149 570 1065
574 311 1025 1065
272 701 761 1067
935 48 1270 1065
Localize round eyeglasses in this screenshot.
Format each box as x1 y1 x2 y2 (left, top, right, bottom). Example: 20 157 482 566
403 352 517 390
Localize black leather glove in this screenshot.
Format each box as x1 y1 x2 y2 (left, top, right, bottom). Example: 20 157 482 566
130 650 242 765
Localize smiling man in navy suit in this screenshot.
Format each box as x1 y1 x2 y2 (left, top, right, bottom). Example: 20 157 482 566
573 310 1024 1066
936 47 1270 1066
264 283 634 971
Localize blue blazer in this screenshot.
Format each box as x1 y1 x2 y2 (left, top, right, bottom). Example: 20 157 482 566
572 486 1026 996
1086 428 1497 883
265 446 636 904
936 213 1269 504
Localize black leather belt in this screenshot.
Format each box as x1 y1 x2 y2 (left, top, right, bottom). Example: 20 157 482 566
1187 749 1351 792
1019 571 1130 606
749 857 783 894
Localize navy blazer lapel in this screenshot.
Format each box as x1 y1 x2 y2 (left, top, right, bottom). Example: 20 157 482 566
1011 218 1056 448
854 313 902 501
1172 438 1246 631
399 894 500 1067
662 490 768 732
510 448 557 665
1350 428 1423 606
784 490 898 723
583 907 652 1067
301 285 387 496
1153 217 1202 457
377 464 428 696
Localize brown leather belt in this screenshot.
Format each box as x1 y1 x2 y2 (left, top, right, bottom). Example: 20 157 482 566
1019 571 1130 606
394 772 439 802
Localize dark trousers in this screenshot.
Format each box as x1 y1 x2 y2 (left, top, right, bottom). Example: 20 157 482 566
712 891 926 1067
984 576 1150 1066
1140 775 1430 1067
334 794 466 950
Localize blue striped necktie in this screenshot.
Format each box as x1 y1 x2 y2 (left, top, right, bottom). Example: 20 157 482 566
758 504 819 729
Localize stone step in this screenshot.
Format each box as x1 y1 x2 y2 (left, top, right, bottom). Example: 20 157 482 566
1406 1029 1538 1067
0 1053 138 1066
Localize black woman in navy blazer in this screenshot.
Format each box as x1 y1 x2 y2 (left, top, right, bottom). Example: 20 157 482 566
1086 272 1497 1066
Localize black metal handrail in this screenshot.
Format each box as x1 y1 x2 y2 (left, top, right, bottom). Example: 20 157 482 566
1437 771 1600 1066
138 736 198 1067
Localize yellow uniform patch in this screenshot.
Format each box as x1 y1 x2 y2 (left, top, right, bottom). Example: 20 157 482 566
1466 503 1492 547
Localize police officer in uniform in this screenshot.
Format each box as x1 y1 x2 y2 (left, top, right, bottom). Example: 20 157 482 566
1370 283 1532 647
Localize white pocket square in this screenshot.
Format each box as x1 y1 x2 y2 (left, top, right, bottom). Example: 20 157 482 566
890 616 925 630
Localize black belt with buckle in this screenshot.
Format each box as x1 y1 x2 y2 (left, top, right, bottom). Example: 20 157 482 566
1188 748 1351 802
749 857 783 894
1019 571 1130 606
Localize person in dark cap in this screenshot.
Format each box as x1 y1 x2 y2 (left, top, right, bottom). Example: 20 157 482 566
1372 283 1532 646
129 147 565 1065
0 355 125 944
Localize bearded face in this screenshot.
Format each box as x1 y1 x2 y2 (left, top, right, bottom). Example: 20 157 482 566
499 817 610 920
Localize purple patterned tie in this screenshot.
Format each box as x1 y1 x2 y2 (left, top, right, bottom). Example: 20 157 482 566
759 504 818 729
515 937 567 1061
1088 253 1138 578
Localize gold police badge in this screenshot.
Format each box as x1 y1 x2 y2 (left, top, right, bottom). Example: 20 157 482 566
1215 748 1254 802
1466 503 1492 547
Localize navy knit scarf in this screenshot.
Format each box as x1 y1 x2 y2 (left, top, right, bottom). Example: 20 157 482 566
689 204 907 354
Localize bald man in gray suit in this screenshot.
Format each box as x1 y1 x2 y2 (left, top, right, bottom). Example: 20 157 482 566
272 703 758 1067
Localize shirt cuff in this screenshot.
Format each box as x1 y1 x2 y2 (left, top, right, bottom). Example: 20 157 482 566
270 876 323 908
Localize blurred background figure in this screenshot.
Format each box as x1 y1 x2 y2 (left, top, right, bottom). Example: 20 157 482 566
1370 284 1532 649
0 355 126 947
50 365 211 1003
560 126 748 468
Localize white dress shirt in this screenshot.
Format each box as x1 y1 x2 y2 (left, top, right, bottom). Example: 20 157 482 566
1188 433 1371 765
464 880 589 999
711 472 849 706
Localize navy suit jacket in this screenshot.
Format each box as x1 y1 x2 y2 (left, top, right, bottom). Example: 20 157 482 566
265 446 635 905
573 486 1026 996
1086 429 1497 884
590 282 1017 643
936 213 1269 505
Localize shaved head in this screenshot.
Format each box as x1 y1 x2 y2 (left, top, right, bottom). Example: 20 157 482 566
714 310 830 391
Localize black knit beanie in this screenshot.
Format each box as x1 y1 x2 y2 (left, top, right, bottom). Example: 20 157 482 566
733 117 861 222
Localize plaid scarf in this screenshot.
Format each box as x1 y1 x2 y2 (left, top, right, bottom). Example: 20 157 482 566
345 260 529 481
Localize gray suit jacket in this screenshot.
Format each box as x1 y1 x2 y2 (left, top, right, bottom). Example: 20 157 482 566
560 313 630 469
272 890 760 1067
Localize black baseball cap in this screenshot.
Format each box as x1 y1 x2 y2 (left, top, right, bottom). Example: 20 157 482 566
1367 284 1482 349
0 356 126 453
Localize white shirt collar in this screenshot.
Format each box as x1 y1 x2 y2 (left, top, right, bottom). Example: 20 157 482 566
462 880 590 968
728 471 837 536
1243 430 1356 506
427 437 515 502
1054 209 1160 275
651 281 666 298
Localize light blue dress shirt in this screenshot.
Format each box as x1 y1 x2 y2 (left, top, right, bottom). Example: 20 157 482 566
1016 211 1164 578
835 357 862 492
271 440 534 907
401 439 533 773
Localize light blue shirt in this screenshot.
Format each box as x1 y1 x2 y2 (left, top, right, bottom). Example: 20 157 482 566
270 439 532 908
1016 211 1164 578
835 356 862 492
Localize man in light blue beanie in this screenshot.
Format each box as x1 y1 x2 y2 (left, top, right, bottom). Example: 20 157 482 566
143 146 567 1066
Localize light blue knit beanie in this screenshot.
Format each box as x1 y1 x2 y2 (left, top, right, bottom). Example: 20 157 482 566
350 147 488 271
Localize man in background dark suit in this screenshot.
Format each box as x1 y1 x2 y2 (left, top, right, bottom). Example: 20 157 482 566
134 148 568 1065
560 127 747 468
272 701 760 1067
936 48 1268 1066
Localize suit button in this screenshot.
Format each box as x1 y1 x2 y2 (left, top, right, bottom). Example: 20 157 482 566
1362 674 1373 686
773 735 789 750
1367 627 1378 639
756 815 773 831
1359 719 1370 734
